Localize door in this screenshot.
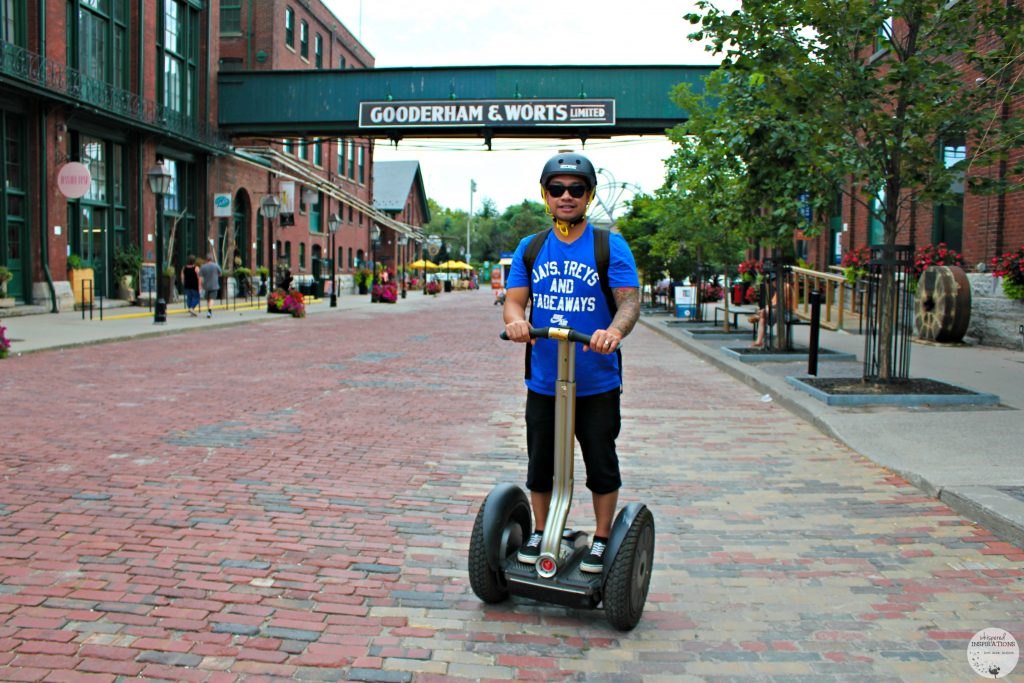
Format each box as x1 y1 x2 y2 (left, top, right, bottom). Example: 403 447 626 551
1 111 26 300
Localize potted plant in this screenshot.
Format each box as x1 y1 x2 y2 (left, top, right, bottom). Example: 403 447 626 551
0 266 12 307
912 243 964 293
159 265 176 303
991 246 1024 301
112 244 142 302
234 266 253 299
0 324 10 358
66 254 94 309
356 267 372 295
256 266 270 296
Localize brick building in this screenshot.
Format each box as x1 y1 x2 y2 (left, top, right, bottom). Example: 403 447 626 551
797 20 1023 273
0 0 420 309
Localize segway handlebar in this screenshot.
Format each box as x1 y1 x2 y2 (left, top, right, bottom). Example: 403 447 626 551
500 326 594 345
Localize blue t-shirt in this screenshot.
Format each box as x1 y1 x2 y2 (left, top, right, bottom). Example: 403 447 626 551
506 224 639 396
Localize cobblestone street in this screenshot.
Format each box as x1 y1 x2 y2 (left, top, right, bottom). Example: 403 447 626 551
1 289 1022 682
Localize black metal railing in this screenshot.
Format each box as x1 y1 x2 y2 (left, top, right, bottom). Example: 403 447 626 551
0 40 226 150
863 244 914 381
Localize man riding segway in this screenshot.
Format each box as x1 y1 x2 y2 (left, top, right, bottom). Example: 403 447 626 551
468 152 653 631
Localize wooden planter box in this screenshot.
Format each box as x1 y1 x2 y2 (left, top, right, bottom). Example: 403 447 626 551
68 267 94 308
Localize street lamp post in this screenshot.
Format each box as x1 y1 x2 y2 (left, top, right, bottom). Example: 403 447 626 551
398 234 408 299
467 179 476 264
369 224 381 301
328 212 341 307
260 194 281 293
146 161 173 324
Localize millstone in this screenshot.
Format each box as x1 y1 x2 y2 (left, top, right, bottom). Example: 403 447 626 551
914 265 971 343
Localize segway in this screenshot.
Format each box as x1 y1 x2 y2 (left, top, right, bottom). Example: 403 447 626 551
468 326 655 631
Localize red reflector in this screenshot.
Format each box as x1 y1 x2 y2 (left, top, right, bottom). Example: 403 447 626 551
540 558 556 572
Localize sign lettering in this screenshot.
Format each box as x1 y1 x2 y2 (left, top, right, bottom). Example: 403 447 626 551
359 99 615 129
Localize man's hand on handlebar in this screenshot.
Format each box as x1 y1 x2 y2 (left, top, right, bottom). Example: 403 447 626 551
504 319 533 344
584 328 621 355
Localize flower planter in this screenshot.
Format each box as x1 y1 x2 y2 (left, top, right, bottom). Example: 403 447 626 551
0 297 14 308
68 267 94 308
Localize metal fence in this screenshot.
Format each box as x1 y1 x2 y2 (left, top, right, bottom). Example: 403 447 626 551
863 245 914 381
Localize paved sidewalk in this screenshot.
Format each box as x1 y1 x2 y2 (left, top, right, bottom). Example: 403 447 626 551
641 307 1024 549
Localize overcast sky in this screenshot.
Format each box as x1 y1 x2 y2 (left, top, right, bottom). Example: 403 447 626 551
322 1 721 218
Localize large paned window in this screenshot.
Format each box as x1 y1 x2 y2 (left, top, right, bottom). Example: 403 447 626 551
220 0 241 34
160 157 197 272
934 139 966 251
357 145 365 184
297 138 307 161
285 7 294 48
160 0 199 117
312 140 322 166
0 111 26 300
300 20 308 59
337 139 346 176
71 133 127 296
67 0 129 91
314 34 323 68
1 0 25 45
346 141 355 180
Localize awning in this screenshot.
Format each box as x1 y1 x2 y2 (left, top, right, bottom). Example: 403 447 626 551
229 145 423 240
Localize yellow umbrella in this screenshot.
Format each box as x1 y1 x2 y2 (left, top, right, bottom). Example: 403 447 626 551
453 261 474 270
438 260 463 269
409 259 438 269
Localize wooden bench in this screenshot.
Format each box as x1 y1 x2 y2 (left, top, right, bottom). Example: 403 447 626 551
714 305 756 327
754 311 812 346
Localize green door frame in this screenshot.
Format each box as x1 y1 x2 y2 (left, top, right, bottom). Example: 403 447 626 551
0 110 27 300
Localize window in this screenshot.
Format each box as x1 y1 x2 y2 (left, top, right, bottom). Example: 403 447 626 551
300 20 308 59
357 145 365 184
337 139 346 176
312 140 322 166
283 138 294 155
299 242 306 270
297 138 307 161
338 55 346 69
346 142 355 180
160 0 199 116
1 0 24 45
869 187 885 246
220 1 241 34
934 139 966 251
67 0 129 90
310 191 322 233
874 14 893 54
348 247 353 269
314 34 323 68
285 7 294 48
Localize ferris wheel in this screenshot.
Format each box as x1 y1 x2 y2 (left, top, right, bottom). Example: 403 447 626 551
588 168 642 228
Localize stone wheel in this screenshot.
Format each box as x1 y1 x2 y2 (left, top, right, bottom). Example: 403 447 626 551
914 265 971 343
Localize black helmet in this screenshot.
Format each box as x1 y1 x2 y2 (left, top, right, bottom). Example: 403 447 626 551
539 153 597 189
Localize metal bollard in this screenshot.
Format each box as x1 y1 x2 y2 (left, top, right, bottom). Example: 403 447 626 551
808 290 822 376
155 297 167 324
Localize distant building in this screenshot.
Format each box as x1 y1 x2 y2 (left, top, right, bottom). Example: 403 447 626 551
372 161 431 278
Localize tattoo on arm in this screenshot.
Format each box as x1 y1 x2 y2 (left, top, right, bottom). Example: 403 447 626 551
610 288 640 337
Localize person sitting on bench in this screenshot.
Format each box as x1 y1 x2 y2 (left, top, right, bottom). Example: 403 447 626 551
751 279 794 349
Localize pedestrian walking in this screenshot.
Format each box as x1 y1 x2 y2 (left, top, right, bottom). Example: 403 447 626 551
502 152 640 574
199 252 221 318
181 255 201 316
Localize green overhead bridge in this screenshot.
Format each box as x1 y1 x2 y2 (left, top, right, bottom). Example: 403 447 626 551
217 65 713 141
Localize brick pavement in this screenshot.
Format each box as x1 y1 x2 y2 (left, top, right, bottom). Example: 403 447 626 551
0 288 1021 681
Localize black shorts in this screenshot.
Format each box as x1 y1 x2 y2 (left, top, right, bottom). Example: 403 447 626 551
525 388 622 495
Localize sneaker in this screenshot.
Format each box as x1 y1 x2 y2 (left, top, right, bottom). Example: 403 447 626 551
516 532 544 564
206 310 212 318
580 539 607 574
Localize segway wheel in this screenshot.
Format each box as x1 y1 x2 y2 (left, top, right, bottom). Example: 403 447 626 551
468 492 530 603
604 506 655 631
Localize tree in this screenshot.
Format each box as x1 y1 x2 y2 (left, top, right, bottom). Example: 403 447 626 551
684 0 1023 376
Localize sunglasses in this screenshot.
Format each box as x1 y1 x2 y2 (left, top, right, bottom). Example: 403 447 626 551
545 182 589 199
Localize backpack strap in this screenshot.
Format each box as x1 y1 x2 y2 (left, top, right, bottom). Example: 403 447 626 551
522 229 551 380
